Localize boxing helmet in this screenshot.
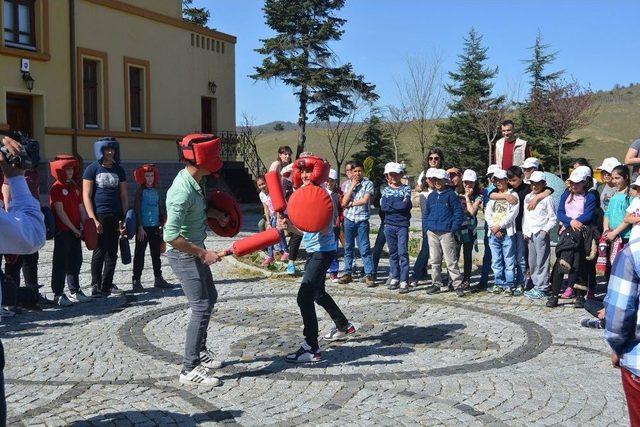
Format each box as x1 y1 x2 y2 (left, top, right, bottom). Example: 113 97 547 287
176 134 223 173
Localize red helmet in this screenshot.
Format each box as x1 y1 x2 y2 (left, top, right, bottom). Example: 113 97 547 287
134 163 160 187
291 154 330 189
49 154 81 183
177 134 223 173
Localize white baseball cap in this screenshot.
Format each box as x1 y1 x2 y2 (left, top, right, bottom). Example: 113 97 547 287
632 176 640 188
492 169 508 180
596 157 622 174
384 162 404 175
522 157 540 170
328 168 338 180
432 168 448 180
425 168 438 178
567 165 592 183
529 171 546 183
486 164 500 176
462 169 477 182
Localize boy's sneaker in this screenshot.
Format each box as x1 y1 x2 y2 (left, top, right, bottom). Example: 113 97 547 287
581 318 605 329
110 285 124 295
280 252 290 262
285 342 322 363
560 287 574 299
154 276 173 289
387 279 399 290
179 365 221 387
324 323 357 341
200 348 224 369
365 276 376 287
68 290 91 303
439 285 450 293
490 285 503 294
424 284 439 294
502 288 514 297
455 287 465 297
524 289 546 300
512 287 523 297
546 296 559 308
261 256 275 267
55 294 73 307
338 274 353 284
38 293 55 306
286 262 296 276
132 278 145 293
329 272 339 283
399 281 410 294
574 295 585 309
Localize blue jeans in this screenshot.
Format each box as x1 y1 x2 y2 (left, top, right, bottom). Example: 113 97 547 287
267 216 289 258
513 231 527 285
412 230 430 282
343 218 374 276
479 222 492 285
384 224 409 282
372 218 386 277
489 233 516 288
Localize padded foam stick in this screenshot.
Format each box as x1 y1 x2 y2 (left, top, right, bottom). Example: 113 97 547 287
287 185 333 232
265 171 286 213
218 229 281 257
83 218 98 251
120 237 131 265
125 209 137 240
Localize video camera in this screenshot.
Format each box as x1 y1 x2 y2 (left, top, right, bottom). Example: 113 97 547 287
0 130 39 170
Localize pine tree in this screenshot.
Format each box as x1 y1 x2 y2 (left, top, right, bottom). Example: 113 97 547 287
436 28 501 171
352 115 396 191
251 0 377 158
182 0 210 26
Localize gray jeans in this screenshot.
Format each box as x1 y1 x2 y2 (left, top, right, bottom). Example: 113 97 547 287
527 231 550 292
427 231 462 288
167 249 218 372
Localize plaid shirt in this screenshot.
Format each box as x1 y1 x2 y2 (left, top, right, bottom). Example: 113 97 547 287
605 238 640 376
343 178 375 223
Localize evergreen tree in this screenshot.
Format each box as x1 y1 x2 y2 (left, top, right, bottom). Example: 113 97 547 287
182 0 210 26
436 28 501 171
251 0 377 158
352 115 396 191
524 32 564 100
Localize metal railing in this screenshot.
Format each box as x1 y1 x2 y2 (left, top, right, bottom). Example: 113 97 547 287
213 130 267 179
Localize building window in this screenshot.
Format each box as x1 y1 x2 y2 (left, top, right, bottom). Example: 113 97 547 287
190 33 194 46
83 59 99 128
216 40 220 53
221 42 225 54
129 66 143 131
3 0 36 50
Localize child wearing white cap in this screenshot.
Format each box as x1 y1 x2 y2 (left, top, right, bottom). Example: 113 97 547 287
624 176 640 243
457 169 482 291
522 171 556 300
477 164 500 289
326 169 342 282
485 169 521 295
521 157 540 184
410 168 437 287
380 162 412 292
597 157 622 211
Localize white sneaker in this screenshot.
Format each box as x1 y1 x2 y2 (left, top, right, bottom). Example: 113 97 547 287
179 365 221 387
324 323 357 341
68 290 91 303
200 348 224 369
285 342 322 363
55 294 73 307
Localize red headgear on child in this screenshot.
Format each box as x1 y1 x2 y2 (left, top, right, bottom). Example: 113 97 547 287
49 154 81 184
177 134 223 173
134 163 160 187
291 153 330 189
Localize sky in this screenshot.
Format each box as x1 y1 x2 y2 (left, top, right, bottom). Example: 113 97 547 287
196 0 640 125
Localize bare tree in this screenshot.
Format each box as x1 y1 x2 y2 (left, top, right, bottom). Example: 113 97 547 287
240 112 263 146
529 79 599 177
464 96 509 165
396 53 447 159
383 105 409 162
323 93 369 183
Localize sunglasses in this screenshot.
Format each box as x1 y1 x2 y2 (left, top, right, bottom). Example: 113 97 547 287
429 156 440 161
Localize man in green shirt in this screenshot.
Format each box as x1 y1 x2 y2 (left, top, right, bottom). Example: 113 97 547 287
165 135 229 387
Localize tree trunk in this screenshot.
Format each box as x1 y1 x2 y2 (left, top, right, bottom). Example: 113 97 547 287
336 160 342 186
487 136 493 167
393 136 399 162
558 140 563 179
296 85 308 159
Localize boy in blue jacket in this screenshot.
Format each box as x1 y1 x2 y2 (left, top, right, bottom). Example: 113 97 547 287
380 162 412 293
424 169 464 295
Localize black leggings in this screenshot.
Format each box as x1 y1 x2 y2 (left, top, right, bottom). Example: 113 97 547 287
90 214 121 292
289 233 303 261
133 226 163 279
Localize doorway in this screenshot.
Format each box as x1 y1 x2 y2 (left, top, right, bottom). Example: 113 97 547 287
6 94 33 136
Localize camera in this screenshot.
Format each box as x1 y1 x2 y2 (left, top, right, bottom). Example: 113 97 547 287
0 130 39 170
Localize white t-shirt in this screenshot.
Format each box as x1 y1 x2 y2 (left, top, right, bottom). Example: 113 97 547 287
259 191 274 215
626 197 640 242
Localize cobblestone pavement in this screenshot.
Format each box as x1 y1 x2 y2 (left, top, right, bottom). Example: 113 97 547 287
1 226 628 426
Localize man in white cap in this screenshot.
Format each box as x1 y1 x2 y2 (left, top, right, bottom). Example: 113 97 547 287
494 120 530 170
597 157 622 211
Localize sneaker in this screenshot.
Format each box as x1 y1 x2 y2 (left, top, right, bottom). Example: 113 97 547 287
574 295 585 309
261 256 275 267
439 285 450 293
580 318 605 329
502 288 514 297
387 279 399 290
55 294 73 307
280 252 290 262
154 276 173 289
399 281 410 294
338 274 353 284
524 289 546 300
424 284 439 294
365 276 376 287
512 287 523 297
200 348 224 369
285 342 322 363
0 308 15 318
132 278 145 293
546 296 559 308
455 287 465 297
408 281 418 289
329 272 339 283
324 323 357 341
179 365 221 387
286 262 296 276
110 285 124 295
68 290 91 303
490 285 503 294
37 293 55 305
560 287 574 299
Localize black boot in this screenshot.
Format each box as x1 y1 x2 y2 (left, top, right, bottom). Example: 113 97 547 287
132 277 144 293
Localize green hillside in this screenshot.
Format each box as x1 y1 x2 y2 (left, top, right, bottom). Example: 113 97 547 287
254 85 640 176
